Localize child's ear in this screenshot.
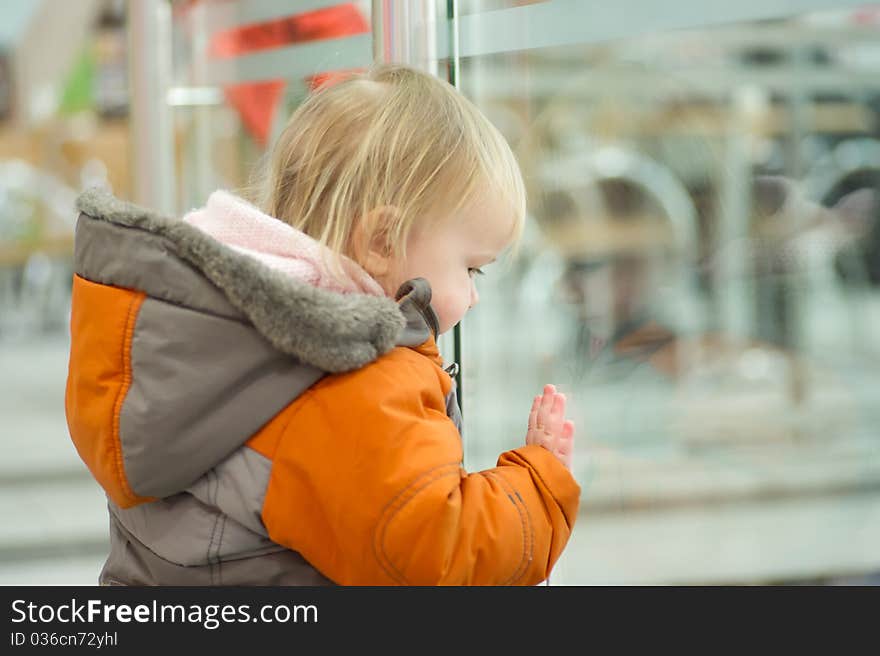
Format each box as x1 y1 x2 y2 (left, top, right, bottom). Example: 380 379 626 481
352 206 398 278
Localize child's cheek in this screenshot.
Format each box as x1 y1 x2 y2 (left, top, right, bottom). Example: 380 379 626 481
432 291 460 332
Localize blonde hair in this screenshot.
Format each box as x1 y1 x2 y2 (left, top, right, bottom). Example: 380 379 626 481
256 64 526 276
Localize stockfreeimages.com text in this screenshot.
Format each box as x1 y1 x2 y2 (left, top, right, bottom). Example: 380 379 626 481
10 598 317 630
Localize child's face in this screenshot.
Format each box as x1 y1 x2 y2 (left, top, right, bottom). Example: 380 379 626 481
390 191 516 335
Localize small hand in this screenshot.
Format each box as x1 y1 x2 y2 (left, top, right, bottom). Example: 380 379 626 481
525 384 575 469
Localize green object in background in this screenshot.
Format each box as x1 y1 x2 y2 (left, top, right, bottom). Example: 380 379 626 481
58 48 95 115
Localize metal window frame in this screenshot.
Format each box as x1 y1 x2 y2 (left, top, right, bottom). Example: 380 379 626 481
438 0 870 58
128 0 175 214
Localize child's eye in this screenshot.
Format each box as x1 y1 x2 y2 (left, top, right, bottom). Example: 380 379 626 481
468 267 485 277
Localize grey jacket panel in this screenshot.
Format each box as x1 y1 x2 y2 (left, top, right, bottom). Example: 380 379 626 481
107 495 277 568
101 511 334 586
124 296 323 498
185 446 273 538
104 444 337 585
109 448 276 567
74 213 241 321
105 439 333 584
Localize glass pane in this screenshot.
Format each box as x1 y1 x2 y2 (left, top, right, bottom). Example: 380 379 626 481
450 3 880 583
456 0 550 16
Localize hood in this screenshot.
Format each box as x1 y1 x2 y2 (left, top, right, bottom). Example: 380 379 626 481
73 188 404 370
66 189 438 508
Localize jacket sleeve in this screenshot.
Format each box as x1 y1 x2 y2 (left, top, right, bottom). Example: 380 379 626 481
259 348 581 585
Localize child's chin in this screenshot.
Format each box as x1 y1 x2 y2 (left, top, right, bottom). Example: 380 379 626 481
439 319 460 336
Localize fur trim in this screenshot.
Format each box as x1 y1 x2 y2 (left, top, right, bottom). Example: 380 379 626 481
76 188 405 373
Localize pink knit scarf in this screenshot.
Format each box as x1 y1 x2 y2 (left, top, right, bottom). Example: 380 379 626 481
183 190 385 296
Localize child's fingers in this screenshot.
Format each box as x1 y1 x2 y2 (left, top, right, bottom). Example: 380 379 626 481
538 385 556 425
547 393 566 434
550 392 566 418
557 420 575 469
554 390 567 411
527 396 540 431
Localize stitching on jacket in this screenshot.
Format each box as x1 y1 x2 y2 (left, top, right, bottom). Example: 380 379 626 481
108 507 192 568
206 470 221 585
373 462 461 585
484 471 530 586
375 465 460 584
484 470 531 585
215 514 227 585
112 291 145 506
505 477 536 585
518 450 575 530
211 471 226 581
109 509 266 576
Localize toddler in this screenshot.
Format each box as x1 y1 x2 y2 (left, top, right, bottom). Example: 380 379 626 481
66 64 579 585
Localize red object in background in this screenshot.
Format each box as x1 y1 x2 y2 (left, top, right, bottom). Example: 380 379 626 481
853 6 880 24
207 3 369 146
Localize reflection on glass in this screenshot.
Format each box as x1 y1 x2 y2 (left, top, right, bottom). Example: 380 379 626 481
455 4 880 583
457 0 550 15
170 1 373 212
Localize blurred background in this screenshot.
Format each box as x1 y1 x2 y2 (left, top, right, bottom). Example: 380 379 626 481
1 0 879 585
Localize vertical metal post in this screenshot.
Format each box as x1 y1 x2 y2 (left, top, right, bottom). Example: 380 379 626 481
446 0 460 85
372 0 439 75
187 0 212 211
128 0 175 214
445 0 462 415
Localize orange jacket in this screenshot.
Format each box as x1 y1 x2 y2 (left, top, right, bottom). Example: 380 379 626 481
66 190 581 585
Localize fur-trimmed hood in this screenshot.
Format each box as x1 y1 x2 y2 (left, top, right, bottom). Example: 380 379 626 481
67 189 440 503
75 188 408 372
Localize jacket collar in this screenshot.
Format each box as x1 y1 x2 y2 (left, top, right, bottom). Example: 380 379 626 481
394 278 445 366
395 278 439 343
